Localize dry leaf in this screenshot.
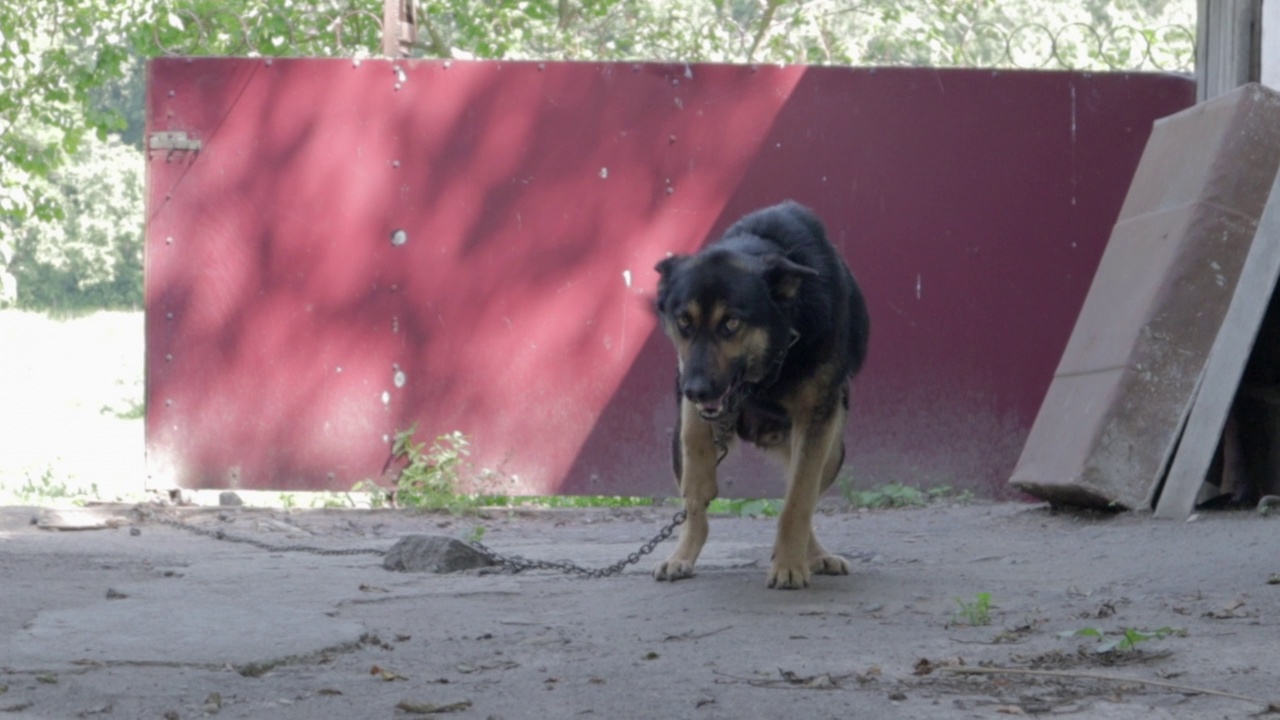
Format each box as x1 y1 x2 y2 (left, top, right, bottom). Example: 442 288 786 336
370 664 407 681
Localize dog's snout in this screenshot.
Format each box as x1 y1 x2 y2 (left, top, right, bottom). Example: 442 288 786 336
682 375 715 403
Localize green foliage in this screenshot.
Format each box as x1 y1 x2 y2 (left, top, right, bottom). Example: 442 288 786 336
390 424 482 512
11 133 142 310
1 3 138 232
1059 626 1183 653
848 483 930 508
105 397 145 420
0 466 102 506
350 479 392 509
708 497 782 517
417 0 1192 68
312 493 353 509
0 0 1193 312
952 591 993 626
19 467 73 502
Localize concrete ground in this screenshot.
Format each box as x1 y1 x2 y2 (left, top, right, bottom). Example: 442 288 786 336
1 500 1278 719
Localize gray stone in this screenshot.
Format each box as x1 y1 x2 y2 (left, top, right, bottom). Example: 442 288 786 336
382 534 496 573
218 491 244 507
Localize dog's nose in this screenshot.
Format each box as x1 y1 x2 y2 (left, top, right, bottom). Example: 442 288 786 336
682 376 715 403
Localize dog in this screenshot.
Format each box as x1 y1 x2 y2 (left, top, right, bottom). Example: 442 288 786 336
652 201 869 589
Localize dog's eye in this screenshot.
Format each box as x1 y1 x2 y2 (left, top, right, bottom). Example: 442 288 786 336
719 317 741 337
675 314 693 335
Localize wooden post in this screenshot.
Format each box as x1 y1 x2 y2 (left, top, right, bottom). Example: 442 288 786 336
1264 0 1280 89
382 0 417 58
1197 0 1263 100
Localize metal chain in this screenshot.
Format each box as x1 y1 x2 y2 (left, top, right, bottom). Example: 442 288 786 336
144 509 688 576
150 517 388 556
467 510 686 578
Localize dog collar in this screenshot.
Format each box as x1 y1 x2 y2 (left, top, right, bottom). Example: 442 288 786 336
760 328 801 387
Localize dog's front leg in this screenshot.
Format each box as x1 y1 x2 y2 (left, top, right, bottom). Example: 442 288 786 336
653 399 720 581
769 413 842 589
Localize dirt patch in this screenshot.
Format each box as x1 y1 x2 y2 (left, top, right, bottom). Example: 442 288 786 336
0 501 1277 718
0 310 1273 715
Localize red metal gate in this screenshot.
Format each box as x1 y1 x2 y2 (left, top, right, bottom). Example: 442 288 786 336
145 59 1195 497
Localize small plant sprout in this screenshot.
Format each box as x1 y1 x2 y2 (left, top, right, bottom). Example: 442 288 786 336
350 480 391 509
1059 626 1183 653
953 592 993 626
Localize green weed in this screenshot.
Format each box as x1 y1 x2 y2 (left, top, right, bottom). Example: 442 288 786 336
708 498 782 517
313 494 353 509
1059 626 1183 653
0 468 105 506
390 425 484 512
952 592 993 626
18 468 74 502
349 480 391 509
112 400 145 420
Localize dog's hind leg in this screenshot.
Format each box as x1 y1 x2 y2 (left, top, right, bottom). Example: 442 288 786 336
770 407 844 589
653 398 721 581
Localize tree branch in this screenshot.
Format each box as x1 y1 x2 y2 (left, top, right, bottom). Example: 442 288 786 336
746 0 785 63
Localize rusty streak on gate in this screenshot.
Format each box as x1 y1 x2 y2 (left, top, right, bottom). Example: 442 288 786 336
144 59 1195 497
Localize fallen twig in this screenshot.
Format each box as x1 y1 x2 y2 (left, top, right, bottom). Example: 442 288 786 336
395 699 472 714
710 669 851 690
664 625 733 642
939 666 1279 711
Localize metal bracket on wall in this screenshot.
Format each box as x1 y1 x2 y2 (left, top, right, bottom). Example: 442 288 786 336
148 131 202 161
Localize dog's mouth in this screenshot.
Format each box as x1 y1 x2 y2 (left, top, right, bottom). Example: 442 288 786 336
695 376 744 420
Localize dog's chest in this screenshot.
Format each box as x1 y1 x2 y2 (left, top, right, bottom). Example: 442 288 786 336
722 395 792 449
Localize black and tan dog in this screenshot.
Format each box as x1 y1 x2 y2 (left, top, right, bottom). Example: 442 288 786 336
652 201 869 589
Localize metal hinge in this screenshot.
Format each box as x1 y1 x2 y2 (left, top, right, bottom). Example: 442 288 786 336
148 131 202 158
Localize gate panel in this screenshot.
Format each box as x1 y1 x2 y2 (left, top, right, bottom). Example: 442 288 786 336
145 59 1195 496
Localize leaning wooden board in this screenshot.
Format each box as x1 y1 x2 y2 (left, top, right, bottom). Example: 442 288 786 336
1010 83 1280 510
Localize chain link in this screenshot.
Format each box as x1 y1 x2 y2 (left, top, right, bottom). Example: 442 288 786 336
144 508 687 577
151 517 388 556
467 510 687 578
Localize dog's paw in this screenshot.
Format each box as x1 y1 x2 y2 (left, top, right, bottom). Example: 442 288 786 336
810 554 850 576
653 558 696 582
767 562 810 590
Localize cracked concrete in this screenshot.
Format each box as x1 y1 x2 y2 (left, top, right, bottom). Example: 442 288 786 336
1 502 1278 719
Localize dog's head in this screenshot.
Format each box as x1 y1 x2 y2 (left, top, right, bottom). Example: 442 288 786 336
654 248 816 420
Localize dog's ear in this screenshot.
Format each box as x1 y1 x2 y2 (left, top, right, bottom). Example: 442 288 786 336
761 255 818 300
654 254 686 280
653 254 686 314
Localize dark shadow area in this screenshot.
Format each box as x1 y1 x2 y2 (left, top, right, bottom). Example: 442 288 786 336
1206 284 1280 507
